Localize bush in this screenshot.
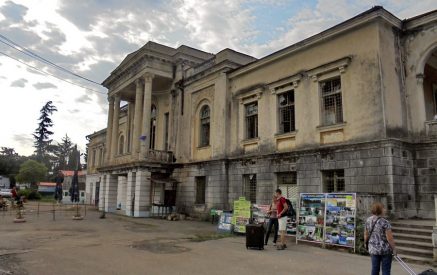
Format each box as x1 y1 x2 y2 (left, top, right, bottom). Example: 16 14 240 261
17 189 42 200
355 217 369 255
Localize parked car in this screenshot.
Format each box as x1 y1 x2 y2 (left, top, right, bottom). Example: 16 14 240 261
0 189 12 198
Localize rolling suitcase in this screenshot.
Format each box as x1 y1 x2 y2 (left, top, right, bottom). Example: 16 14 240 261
245 224 264 250
394 255 437 275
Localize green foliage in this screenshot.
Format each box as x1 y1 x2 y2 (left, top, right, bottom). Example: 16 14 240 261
50 134 73 171
33 101 57 163
0 147 29 185
18 189 42 200
355 217 369 255
15 160 48 185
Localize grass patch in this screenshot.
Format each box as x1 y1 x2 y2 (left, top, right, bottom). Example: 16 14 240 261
188 233 234 242
39 196 56 203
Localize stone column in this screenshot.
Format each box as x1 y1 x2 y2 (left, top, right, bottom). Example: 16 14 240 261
104 174 118 213
141 73 154 158
105 98 115 162
132 79 144 159
98 175 106 211
134 170 152 217
110 95 121 161
125 171 136 216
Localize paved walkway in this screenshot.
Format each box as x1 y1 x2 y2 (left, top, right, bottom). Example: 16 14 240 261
0 204 434 275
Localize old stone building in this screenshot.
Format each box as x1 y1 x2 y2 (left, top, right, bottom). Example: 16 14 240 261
86 6 437 220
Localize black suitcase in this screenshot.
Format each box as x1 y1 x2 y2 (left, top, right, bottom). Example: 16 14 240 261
245 224 264 250
394 255 437 275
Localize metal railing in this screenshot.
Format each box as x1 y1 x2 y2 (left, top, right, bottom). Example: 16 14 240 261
147 149 174 163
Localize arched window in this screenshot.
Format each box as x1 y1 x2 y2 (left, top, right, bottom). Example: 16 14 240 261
118 135 124 155
199 105 210 147
150 105 157 149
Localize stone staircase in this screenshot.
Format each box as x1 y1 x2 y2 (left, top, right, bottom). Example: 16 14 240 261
391 220 434 265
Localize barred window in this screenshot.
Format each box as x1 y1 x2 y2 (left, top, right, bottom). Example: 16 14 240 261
323 170 345 193
245 102 258 139
278 91 295 133
277 172 298 207
320 78 343 125
195 176 206 204
199 106 210 147
243 174 257 203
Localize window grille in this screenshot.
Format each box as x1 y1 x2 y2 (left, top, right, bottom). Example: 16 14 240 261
278 91 295 133
320 78 343 125
323 170 345 193
243 174 257 203
195 176 206 204
245 102 258 139
277 172 298 206
199 106 210 147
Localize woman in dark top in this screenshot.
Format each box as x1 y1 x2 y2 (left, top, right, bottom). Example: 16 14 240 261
364 202 396 275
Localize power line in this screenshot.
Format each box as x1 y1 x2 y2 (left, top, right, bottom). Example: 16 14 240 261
0 33 102 86
0 50 106 95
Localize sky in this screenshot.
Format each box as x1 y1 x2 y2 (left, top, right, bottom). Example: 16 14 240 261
0 0 436 157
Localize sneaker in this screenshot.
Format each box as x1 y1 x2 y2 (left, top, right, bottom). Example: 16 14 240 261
283 244 287 248
276 244 285 250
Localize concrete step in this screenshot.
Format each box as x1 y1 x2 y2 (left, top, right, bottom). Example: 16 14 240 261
391 222 434 231
396 254 434 266
393 233 432 243
392 227 433 236
396 239 433 251
396 246 434 259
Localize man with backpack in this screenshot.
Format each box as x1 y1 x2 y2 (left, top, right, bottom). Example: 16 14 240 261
275 188 289 250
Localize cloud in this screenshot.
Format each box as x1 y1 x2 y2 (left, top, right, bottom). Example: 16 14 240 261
68 109 80 113
0 1 28 22
33 82 57 89
12 134 34 149
10 78 28 88
75 93 92 103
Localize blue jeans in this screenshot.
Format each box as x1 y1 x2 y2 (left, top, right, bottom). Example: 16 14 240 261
265 218 278 244
371 254 392 275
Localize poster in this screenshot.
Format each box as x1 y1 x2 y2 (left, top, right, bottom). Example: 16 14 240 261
232 197 251 233
324 193 356 248
217 212 233 233
252 204 270 224
297 193 326 243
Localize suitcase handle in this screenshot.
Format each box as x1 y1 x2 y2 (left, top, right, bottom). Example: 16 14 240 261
393 255 417 275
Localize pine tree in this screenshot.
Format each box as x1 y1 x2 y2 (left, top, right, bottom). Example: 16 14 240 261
67 144 81 170
33 101 57 163
52 134 73 171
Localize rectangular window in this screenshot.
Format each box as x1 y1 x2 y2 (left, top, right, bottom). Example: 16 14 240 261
243 174 257 203
320 77 343 126
278 90 295 133
195 176 206 204
277 172 298 208
164 112 169 151
92 149 97 167
323 170 345 193
245 102 258 139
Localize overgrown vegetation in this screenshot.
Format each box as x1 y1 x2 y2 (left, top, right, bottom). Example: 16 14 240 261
17 189 42 200
355 217 369 256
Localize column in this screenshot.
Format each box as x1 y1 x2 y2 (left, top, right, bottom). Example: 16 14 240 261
98 175 106 211
105 97 114 162
132 79 144 158
125 171 136 216
104 174 118 213
134 170 152 217
110 95 121 160
141 73 154 158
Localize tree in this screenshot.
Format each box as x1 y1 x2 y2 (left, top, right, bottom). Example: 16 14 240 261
67 144 81 170
33 101 57 163
51 134 73 171
16 160 47 188
0 147 28 187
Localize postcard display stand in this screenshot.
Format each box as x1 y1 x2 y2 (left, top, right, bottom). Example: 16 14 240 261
297 193 357 251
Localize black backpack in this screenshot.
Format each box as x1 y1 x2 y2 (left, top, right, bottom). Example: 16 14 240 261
285 199 296 218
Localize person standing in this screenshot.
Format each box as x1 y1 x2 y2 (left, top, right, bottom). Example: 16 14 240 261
275 189 288 250
364 202 396 275
265 195 279 246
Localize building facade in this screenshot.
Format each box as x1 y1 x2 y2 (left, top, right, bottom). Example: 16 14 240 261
86 7 437 219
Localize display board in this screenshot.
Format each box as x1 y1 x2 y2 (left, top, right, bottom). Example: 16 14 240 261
297 193 326 243
252 204 270 224
232 197 251 233
217 212 233 233
324 193 356 248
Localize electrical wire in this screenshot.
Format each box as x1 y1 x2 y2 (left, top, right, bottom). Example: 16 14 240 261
0 50 106 95
0 33 102 86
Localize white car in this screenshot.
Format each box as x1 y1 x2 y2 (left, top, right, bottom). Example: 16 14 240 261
0 189 12 198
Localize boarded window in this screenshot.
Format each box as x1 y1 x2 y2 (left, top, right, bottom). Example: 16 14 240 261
195 176 206 204
323 170 345 193
199 106 210 147
320 78 343 125
278 91 295 133
245 102 258 139
243 174 257 203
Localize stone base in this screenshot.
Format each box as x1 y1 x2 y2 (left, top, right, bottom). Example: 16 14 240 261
72 216 84 220
14 218 26 223
134 211 150 218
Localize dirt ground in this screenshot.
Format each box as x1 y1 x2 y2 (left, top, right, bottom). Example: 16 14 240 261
0 202 433 275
